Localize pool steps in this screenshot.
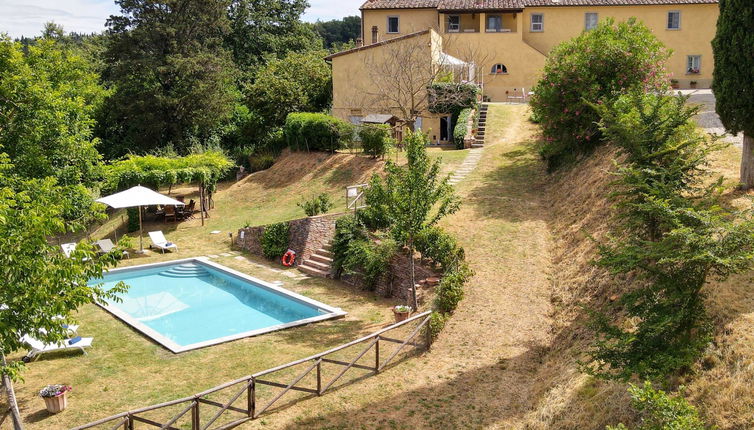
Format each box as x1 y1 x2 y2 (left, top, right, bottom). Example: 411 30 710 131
159 264 211 278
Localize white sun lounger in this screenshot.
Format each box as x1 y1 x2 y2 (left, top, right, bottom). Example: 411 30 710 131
21 335 93 361
148 231 178 253
61 243 77 258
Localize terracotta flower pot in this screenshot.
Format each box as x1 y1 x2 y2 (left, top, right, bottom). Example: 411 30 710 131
393 307 411 323
43 392 67 414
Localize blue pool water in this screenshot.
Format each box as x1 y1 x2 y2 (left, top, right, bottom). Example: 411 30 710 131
93 261 336 351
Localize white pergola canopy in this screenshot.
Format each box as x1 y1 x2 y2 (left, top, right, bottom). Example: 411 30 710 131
96 186 184 252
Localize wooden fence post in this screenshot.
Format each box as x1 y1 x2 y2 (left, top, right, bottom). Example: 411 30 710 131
249 379 256 419
374 336 380 373
191 401 199 430
316 361 322 395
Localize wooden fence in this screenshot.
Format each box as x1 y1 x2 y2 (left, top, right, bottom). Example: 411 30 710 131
72 311 432 430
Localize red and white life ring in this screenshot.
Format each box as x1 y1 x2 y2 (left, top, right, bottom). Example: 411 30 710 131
282 249 296 267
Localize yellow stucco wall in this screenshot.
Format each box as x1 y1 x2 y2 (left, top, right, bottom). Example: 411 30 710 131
522 4 718 88
361 8 439 43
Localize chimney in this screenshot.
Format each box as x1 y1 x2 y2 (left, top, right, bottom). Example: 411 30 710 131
356 37 363 47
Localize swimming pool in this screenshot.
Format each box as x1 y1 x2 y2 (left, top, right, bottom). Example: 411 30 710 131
93 258 346 353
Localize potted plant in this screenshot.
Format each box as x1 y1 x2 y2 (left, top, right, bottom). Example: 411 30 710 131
690 80 698 89
393 305 412 323
40 384 71 414
670 79 680 89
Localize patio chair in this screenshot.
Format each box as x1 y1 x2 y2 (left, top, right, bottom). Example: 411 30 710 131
21 334 93 362
148 231 178 253
164 205 177 222
183 200 196 220
95 239 130 259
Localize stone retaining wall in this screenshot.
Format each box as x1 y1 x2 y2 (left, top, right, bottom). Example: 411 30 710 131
341 251 438 304
236 213 342 264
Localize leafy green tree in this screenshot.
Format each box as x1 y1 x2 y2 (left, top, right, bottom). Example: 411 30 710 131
226 0 322 74
0 36 105 184
712 0 754 189
314 16 361 49
361 131 460 308
101 0 239 157
0 154 126 423
530 18 670 171
246 50 332 127
0 36 106 224
585 92 754 381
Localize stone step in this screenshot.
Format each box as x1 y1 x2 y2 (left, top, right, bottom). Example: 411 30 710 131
298 264 330 278
471 143 484 148
315 248 333 258
310 254 333 265
304 259 331 271
322 243 332 251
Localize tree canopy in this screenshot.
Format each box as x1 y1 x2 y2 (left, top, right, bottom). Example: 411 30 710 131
246 50 332 127
712 0 754 188
314 16 361 49
100 0 239 157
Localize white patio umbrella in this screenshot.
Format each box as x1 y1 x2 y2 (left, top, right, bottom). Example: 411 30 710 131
96 186 185 252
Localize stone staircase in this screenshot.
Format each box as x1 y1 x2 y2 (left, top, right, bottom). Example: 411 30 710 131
298 242 333 278
472 103 489 148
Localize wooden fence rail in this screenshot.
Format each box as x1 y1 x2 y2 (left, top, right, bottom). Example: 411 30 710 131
71 311 432 430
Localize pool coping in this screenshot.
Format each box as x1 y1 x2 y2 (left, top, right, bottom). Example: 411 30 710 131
96 257 347 353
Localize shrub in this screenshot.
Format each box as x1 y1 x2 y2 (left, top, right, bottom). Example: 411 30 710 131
606 382 707 430
530 18 670 171
585 91 754 381
415 226 464 270
341 237 398 290
126 207 140 233
428 83 480 114
332 214 368 276
249 152 275 172
261 222 289 260
434 263 473 314
283 113 354 152
298 193 334 217
453 108 473 149
426 311 448 343
359 124 393 158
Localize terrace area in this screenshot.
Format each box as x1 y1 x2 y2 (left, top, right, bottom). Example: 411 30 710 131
440 11 520 33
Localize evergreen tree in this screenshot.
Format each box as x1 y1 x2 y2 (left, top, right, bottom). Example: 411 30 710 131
100 0 239 157
314 16 361 49
712 0 754 188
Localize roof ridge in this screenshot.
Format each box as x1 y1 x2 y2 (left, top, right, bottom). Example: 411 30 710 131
325 29 432 60
362 0 718 10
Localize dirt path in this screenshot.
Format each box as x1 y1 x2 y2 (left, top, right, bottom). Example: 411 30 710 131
248 104 555 429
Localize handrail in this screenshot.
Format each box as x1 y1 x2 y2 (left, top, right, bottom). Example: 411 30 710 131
72 311 432 430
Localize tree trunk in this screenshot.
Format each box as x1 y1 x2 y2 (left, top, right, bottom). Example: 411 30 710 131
741 133 754 189
409 238 418 310
1 353 23 430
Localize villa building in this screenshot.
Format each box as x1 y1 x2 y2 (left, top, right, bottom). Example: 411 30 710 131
326 0 719 144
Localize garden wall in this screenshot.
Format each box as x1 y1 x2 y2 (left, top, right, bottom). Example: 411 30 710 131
342 252 438 304
236 213 342 264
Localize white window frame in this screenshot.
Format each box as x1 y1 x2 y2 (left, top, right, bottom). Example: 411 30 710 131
530 13 544 32
387 16 400 34
687 55 701 74
486 14 503 32
490 64 508 75
447 15 460 32
585 12 598 31
667 11 681 30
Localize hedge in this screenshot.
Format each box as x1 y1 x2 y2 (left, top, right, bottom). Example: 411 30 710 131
453 108 473 149
359 124 393 158
283 113 354 152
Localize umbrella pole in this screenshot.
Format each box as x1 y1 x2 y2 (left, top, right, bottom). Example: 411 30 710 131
139 205 144 253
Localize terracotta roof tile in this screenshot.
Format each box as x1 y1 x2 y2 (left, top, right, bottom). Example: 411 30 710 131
361 0 717 9
438 0 524 10
524 0 717 5
360 0 439 9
